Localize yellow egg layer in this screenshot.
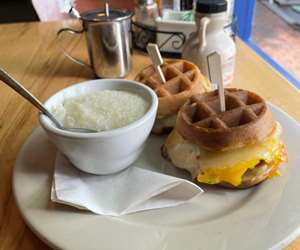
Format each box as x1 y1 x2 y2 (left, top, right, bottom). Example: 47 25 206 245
197 146 285 186
196 123 286 187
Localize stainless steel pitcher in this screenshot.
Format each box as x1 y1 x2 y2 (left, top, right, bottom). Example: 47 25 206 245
57 8 133 78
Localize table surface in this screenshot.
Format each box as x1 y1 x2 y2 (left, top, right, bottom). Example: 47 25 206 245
0 20 300 250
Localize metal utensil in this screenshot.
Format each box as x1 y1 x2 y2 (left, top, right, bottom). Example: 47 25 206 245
104 0 110 16
0 68 97 133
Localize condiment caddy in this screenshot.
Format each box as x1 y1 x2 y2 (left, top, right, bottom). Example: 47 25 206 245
132 0 236 54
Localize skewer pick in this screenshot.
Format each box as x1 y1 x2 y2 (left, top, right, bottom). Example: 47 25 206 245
207 52 226 112
146 43 166 84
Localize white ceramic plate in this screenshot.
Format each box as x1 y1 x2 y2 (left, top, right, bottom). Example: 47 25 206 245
13 103 300 250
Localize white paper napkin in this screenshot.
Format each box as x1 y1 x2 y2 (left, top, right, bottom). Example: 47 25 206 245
51 153 203 216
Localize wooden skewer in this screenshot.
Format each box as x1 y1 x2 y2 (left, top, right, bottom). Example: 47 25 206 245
207 52 226 112
146 43 166 84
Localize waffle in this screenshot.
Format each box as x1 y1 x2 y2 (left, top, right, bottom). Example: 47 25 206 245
176 88 275 151
135 59 210 118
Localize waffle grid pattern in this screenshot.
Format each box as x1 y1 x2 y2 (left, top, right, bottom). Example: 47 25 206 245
184 89 266 130
136 60 199 98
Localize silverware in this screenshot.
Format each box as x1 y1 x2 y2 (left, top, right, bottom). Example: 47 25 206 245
104 0 110 16
57 7 133 78
0 68 97 133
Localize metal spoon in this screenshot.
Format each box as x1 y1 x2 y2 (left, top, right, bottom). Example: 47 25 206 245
0 68 97 133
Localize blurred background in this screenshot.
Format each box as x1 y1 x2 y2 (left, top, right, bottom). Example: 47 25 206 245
0 0 299 86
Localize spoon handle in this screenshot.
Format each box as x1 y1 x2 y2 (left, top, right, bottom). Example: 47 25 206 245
0 68 62 128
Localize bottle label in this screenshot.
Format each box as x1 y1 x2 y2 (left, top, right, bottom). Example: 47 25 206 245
221 43 236 85
223 55 235 85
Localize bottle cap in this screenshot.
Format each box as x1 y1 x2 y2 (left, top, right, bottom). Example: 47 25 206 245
196 0 227 13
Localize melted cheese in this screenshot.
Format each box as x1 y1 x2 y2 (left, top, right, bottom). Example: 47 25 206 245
196 123 285 186
199 124 282 171
197 146 285 186
165 122 286 186
197 159 259 186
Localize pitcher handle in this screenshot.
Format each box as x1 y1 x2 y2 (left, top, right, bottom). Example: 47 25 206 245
56 27 93 71
199 17 210 51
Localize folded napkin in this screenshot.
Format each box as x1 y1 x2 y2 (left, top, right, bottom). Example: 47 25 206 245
51 153 203 216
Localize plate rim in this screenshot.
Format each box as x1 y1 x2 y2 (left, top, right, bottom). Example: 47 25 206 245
12 102 300 250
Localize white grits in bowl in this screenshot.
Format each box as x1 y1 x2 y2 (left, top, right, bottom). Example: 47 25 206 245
52 90 150 132
39 79 158 175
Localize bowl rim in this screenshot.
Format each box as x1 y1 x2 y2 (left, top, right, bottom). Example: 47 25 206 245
39 79 158 139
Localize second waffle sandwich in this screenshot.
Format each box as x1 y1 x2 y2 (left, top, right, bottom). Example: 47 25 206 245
135 59 210 134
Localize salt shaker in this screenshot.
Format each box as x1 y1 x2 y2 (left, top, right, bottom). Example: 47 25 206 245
135 0 159 26
133 0 159 49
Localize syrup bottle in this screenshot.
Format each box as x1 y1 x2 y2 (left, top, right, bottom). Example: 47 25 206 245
182 0 236 85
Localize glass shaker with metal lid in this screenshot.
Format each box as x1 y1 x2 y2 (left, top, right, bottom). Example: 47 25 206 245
133 0 159 49
135 0 159 26
57 8 133 78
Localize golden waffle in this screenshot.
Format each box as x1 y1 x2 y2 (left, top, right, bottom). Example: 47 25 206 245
135 59 210 118
176 88 275 151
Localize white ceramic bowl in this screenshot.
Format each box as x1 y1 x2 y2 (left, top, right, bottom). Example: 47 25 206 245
39 79 158 175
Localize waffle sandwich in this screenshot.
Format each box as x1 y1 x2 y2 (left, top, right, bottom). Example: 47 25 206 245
135 59 210 134
162 88 287 188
